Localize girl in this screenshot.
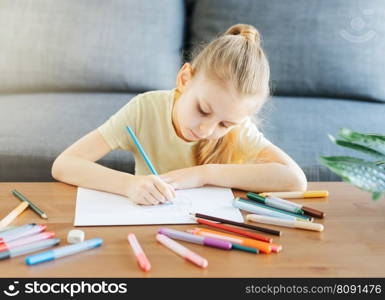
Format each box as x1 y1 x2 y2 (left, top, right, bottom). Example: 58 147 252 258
52 24 307 206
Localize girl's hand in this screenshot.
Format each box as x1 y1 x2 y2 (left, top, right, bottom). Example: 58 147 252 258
125 175 176 205
159 165 208 190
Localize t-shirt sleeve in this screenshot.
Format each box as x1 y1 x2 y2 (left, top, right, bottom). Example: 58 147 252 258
239 118 272 159
97 94 142 151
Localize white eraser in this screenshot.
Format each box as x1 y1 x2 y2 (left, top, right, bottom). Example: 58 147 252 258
67 229 85 244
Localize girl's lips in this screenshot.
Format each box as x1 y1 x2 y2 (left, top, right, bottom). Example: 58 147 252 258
189 129 201 140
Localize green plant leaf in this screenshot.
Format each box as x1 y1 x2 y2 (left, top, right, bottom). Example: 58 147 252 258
319 156 385 198
319 156 367 164
338 128 385 156
330 139 385 160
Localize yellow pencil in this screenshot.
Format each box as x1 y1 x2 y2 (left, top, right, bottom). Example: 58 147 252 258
0 201 29 229
259 190 329 198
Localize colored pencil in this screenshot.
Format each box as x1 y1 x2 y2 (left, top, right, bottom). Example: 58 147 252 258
192 216 273 243
236 198 313 221
126 126 158 175
231 243 259 254
127 233 151 272
156 234 208 268
259 190 329 198
12 189 48 219
190 212 280 236
247 214 324 232
248 192 325 218
191 228 277 254
0 201 29 229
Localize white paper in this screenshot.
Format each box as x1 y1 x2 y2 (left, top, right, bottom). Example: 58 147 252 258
74 186 243 226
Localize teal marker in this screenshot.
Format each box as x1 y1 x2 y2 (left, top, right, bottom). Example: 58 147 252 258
232 243 259 254
233 198 297 221
126 126 158 175
239 198 312 221
246 192 304 214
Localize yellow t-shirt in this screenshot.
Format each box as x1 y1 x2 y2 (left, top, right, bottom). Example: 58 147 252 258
97 89 272 175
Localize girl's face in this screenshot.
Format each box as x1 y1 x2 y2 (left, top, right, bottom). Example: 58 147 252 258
173 64 263 142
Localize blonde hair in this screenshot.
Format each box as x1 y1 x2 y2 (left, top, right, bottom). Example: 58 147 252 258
190 24 271 165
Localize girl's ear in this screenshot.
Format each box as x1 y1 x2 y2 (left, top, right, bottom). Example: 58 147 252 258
176 63 194 93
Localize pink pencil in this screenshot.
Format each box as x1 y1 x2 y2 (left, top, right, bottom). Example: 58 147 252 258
127 233 151 272
156 233 208 268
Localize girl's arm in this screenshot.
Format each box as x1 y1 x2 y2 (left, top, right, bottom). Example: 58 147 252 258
52 130 176 204
203 144 307 192
51 129 133 196
160 144 307 193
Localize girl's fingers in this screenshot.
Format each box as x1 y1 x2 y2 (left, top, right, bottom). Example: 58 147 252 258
161 177 177 192
143 194 159 205
171 186 176 197
154 178 174 201
149 186 166 203
136 197 151 205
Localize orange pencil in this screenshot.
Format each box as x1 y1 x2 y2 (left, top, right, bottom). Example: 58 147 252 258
0 201 29 229
192 227 280 254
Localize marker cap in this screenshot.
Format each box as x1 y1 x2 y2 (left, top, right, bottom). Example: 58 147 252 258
25 250 55 265
304 191 329 198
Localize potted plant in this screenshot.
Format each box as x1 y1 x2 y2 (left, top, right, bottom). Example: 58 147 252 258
319 128 385 200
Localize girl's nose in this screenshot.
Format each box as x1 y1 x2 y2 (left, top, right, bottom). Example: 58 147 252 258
198 122 216 138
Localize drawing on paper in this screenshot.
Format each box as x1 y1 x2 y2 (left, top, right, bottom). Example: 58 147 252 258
138 194 193 213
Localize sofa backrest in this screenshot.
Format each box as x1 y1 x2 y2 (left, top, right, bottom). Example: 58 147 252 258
187 0 385 103
0 0 184 94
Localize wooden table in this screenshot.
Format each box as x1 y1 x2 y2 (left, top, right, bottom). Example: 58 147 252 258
0 182 384 278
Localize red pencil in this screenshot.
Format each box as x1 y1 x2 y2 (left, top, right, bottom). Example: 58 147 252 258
194 217 273 243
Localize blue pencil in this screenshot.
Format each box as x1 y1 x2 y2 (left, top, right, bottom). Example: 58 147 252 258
126 126 158 175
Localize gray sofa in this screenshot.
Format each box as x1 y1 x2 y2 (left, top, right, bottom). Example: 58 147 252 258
0 0 384 182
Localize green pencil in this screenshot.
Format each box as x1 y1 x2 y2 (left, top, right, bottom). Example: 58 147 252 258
12 189 48 219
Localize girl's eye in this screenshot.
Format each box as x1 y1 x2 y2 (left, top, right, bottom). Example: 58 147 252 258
220 122 229 128
198 105 210 116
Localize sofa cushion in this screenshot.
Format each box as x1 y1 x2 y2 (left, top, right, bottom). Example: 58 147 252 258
0 92 136 181
260 96 385 181
188 0 385 102
0 0 184 93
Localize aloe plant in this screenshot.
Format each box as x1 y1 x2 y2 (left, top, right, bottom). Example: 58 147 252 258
319 128 385 200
